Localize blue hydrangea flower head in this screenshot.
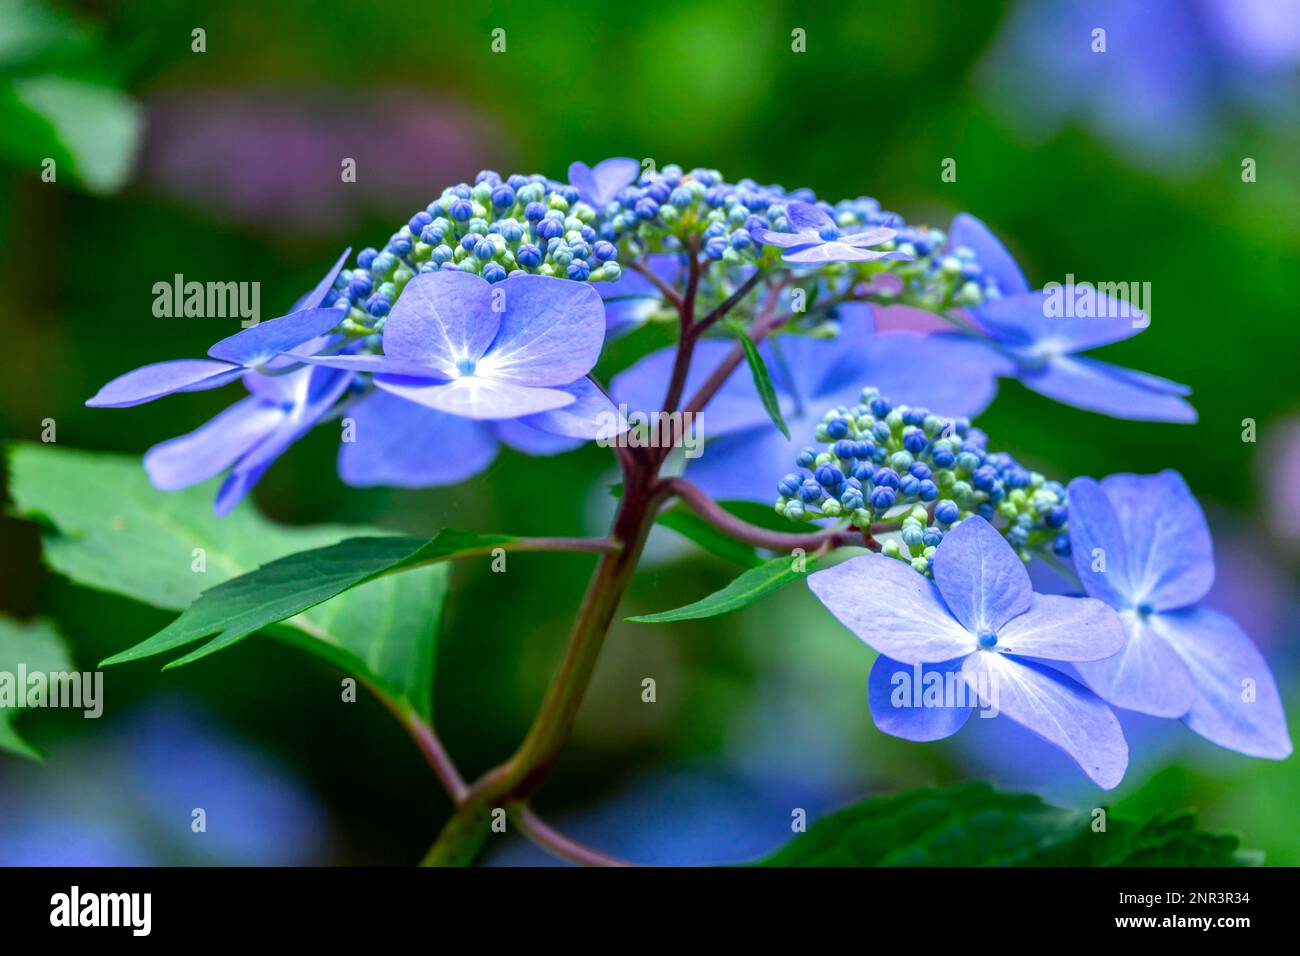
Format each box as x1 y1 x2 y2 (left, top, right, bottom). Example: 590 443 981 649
1067 470 1292 758
808 516 1130 788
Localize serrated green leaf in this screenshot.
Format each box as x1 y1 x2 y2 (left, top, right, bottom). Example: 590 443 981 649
7 443 451 718
755 782 1250 867
628 553 815 622
100 530 512 670
728 321 789 439
0 616 73 759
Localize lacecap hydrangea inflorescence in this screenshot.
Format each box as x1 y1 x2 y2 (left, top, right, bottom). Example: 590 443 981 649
322 159 1008 345
775 387 1070 573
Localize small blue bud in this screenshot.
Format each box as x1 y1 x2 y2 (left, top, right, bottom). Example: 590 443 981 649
1053 534 1072 557
935 500 959 524
826 418 850 440
1045 505 1068 529
870 487 896 511
491 185 516 208
815 464 844 488
917 479 939 502
366 294 391 318
482 261 507 282
872 468 901 490
909 462 932 480
799 479 824 504
593 240 618 262
448 198 474 221
517 244 542 268
566 260 591 281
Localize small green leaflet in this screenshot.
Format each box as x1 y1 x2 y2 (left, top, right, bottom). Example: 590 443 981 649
0 617 73 760
755 782 1251 866
100 531 513 670
628 553 816 623
726 319 789 439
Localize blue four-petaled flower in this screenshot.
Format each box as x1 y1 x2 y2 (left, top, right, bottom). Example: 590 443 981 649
752 201 912 264
1067 470 1292 758
809 516 1131 788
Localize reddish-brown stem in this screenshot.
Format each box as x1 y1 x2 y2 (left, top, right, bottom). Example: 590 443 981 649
629 259 682 310
666 477 879 553
509 804 635 867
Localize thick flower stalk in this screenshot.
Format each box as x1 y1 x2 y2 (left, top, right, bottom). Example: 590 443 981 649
86 157 1285 867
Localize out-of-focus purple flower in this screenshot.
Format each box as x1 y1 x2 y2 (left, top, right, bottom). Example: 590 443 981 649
809 516 1129 788
142 89 508 233
611 303 1003 501
1067 470 1292 758
86 249 350 408
752 201 911 264
979 0 1300 172
568 157 640 208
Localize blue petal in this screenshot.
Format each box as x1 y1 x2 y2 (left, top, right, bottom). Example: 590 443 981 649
975 289 1147 353
1065 476 1138 608
515 377 625 441
682 417 806 503
493 419 583 456
600 254 681 333
784 201 834 234
947 213 1030 296
815 331 1008 419
611 339 789 437
996 593 1127 661
1067 471 1213 611
808 554 977 664
381 270 499 375
300 246 353 311
568 157 639 207
1097 470 1214 610
1074 610 1197 718
338 389 500 487
930 516 1033 636
868 655 972 742
143 398 283 490
962 654 1128 789
1019 355 1196 423
1158 607 1292 759
207 307 346 366
376 376 576 420
87 359 242 408
478 274 606 387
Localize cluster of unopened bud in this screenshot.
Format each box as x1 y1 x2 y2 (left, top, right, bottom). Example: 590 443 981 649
776 387 1070 573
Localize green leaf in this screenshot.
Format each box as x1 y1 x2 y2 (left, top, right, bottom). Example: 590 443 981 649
755 782 1251 867
727 320 789 439
7 443 455 718
628 553 815 622
100 530 511 671
0 616 73 759
0 76 140 193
